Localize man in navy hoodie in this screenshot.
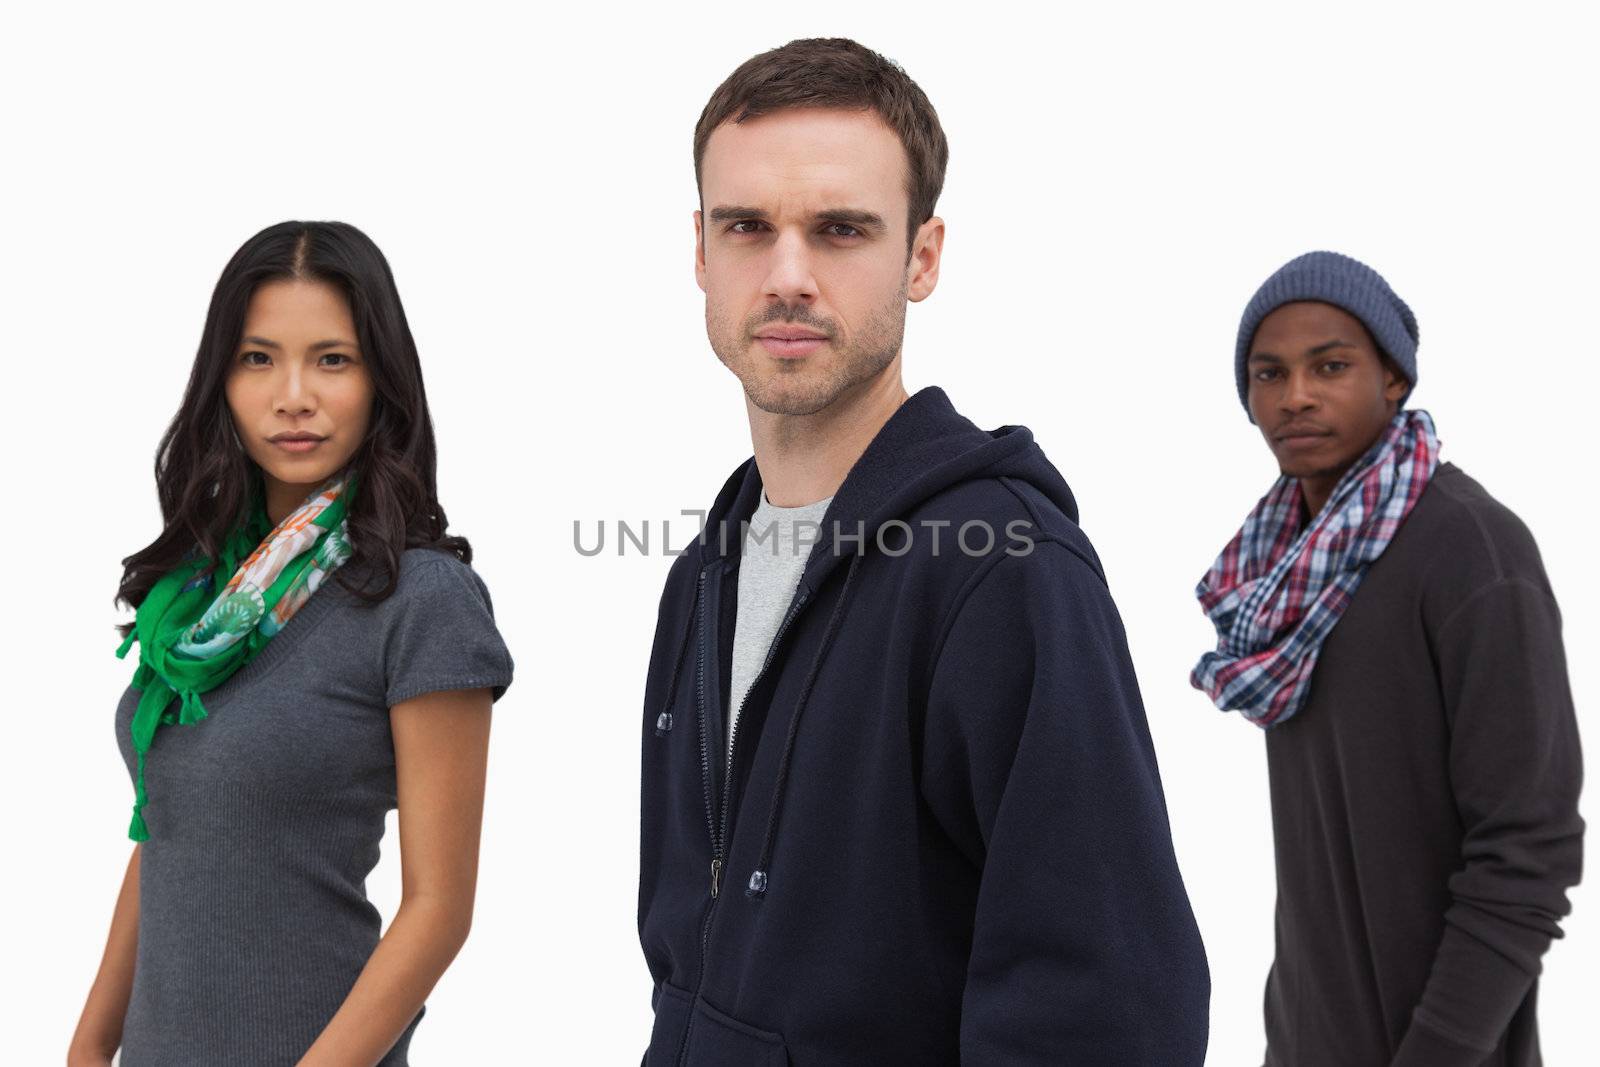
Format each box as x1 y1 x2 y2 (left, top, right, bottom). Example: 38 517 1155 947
639 38 1209 1064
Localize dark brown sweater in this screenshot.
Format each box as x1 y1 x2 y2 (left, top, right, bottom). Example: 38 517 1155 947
1262 463 1583 1067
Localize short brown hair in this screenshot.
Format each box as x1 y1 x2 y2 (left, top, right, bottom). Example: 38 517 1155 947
693 38 949 247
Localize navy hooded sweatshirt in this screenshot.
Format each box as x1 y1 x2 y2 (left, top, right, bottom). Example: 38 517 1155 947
638 386 1210 1065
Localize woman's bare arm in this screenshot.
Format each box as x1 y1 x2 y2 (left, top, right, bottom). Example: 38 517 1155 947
296 686 493 1067
68 845 140 1066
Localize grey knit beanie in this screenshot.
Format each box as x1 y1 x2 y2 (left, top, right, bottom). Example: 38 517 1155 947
1235 250 1418 416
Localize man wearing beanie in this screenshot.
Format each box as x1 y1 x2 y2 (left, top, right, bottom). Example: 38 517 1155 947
1191 250 1583 1066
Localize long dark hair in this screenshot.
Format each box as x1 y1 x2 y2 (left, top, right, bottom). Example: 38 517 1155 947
117 220 470 618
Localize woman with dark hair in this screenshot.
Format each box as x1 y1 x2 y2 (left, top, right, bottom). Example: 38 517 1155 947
67 220 514 1066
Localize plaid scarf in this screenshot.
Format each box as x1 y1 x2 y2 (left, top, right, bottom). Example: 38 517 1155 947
1191 410 1440 727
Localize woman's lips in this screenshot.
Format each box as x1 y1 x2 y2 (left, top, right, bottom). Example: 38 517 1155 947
270 436 325 454
756 334 826 358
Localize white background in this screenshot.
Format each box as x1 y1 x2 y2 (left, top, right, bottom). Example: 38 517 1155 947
4 2 1595 1062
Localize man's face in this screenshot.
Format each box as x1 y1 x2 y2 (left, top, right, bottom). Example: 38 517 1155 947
1246 300 1409 482
695 107 940 416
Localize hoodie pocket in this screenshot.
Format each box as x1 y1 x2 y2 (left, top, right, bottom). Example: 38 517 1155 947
685 996 789 1066
645 981 694 1065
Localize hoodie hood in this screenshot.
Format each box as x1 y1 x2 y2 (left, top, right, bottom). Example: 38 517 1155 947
683 384 1081 908
696 385 1079 593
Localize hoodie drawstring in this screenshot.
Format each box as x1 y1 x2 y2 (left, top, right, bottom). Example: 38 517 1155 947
654 574 699 736
746 550 864 898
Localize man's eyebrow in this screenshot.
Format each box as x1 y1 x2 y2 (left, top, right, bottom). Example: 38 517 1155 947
1249 339 1359 363
707 205 769 223
705 205 888 233
815 208 886 232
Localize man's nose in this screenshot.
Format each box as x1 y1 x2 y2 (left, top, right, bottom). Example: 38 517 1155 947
1279 368 1319 414
762 229 818 305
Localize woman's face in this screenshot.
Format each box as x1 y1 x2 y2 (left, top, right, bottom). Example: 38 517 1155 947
225 278 374 522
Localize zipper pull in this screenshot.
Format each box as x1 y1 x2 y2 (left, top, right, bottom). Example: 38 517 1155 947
710 858 723 898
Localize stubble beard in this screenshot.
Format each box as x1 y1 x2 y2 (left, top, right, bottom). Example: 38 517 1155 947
708 282 907 417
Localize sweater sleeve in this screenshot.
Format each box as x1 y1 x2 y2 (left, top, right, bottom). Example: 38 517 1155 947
921 540 1210 1065
1392 578 1584 1065
381 559 515 707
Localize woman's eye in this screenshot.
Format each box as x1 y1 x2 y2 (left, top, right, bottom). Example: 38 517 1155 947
319 352 351 367
240 351 270 366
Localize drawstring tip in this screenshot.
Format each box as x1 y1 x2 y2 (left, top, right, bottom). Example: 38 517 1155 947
128 807 150 842
745 870 768 898
115 630 137 659
655 711 673 736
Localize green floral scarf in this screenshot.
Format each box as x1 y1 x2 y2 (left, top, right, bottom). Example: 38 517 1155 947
116 475 355 840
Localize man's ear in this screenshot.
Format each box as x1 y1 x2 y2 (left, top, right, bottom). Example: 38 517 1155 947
906 216 944 303
1382 355 1409 404
694 209 708 294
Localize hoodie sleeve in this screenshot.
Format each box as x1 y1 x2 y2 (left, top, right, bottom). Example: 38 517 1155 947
921 538 1209 1065
1390 577 1584 1066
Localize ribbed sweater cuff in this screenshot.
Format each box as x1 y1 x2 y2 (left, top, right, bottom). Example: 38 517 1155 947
1391 1018 1490 1067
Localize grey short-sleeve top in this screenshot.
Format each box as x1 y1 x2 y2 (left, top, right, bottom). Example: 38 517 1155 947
113 548 514 1066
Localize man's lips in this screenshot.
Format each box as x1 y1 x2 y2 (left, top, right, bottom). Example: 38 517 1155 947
1272 426 1334 450
754 329 828 358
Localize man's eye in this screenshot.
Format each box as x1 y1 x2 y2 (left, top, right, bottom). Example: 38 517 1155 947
1254 368 1280 381
823 223 861 238
729 220 764 234
1320 361 1349 374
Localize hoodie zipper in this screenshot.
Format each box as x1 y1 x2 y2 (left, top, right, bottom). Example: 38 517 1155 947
696 566 810 902
715 588 807 888
693 570 716 881
679 565 808 1066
